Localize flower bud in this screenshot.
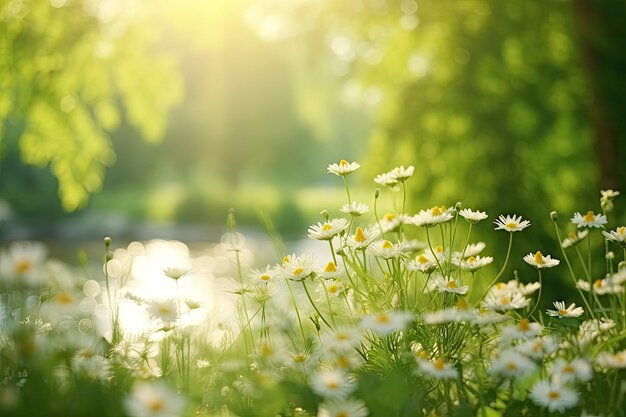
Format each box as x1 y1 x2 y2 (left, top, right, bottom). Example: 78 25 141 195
550 211 558 221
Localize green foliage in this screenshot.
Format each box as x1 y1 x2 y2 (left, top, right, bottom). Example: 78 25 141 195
0 0 182 210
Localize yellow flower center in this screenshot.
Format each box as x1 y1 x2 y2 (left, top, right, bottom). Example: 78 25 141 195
354 227 367 243
55 292 74 305
260 274 270 281
382 240 393 249
293 354 306 363
376 313 390 324
384 213 396 222
548 391 561 400
434 358 445 371
496 283 506 289
506 222 517 229
619 227 626 236
456 298 470 310
583 211 596 223
534 251 544 265
431 206 446 216
148 399 165 412
467 256 476 263
282 256 290 265
518 319 530 331
501 296 511 305
326 380 340 389
261 343 273 357
435 246 443 253
337 355 349 368
563 364 575 374
339 160 349 166
328 284 339 293
336 332 349 341
558 309 569 316
324 262 337 273
337 412 348 417
159 305 172 315
506 362 517 371
15 260 31 274
293 267 304 276
567 232 576 239
417 351 428 359
594 279 603 288
417 255 429 264
446 280 458 289
322 223 333 231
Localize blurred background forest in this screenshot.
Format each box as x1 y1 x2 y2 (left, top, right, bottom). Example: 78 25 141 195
0 0 625 298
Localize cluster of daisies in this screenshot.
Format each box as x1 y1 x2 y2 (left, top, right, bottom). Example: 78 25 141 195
1 162 626 417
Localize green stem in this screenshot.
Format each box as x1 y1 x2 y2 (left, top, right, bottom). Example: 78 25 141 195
302 280 333 329
286 280 308 346
528 269 542 319
342 176 352 204
474 232 513 306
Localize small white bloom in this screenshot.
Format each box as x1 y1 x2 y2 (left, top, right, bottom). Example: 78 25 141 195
124 381 186 417
489 349 537 379
360 310 414 335
482 291 529 312
249 265 282 285
345 227 380 250
409 206 454 228
320 279 344 297
529 380 579 413
374 172 398 186
422 302 477 325
459 209 488 224
0 241 47 287
308 218 349 241
430 276 468 295
500 319 542 343
366 240 406 259
576 277 623 295
551 358 592 383
146 299 178 323
453 255 493 272
390 165 415 182
596 350 626 369
493 214 530 232
318 399 369 417
378 212 403 233
162 267 192 280
523 251 560 269
571 211 607 229
320 261 344 280
547 301 584 318
320 327 363 353
453 242 486 258
281 253 315 281
517 336 558 359
311 369 356 399
340 202 369 217
603 226 626 247
404 254 436 273
417 358 458 379
328 160 360 177
561 230 589 248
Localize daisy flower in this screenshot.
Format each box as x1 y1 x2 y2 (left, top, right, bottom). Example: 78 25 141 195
404 254 435 273
340 202 369 217
321 279 344 297
124 381 186 417
0 241 48 287
551 358 592 383
561 229 589 248
453 242 486 258
320 327 362 353
603 226 626 247
311 369 356 399
500 319 543 343
430 276 469 295
327 160 360 177
523 251 560 269
459 208 488 224
547 301 584 318
390 165 415 182
308 218 349 241
453 255 493 272
366 240 406 259
596 350 626 369
489 349 538 379
482 291 529 312
422 303 477 325
320 261 344 280
379 212 403 233
529 380 579 413
576 277 623 295
417 358 458 379
318 399 369 417
281 253 315 281
600 189 620 212
373 172 398 187
162 267 192 280
360 310 414 335
345 227 379 250
146 299 178 323
571 211 607 229
249 265 282 285
494 214 530 232
409 206 454 227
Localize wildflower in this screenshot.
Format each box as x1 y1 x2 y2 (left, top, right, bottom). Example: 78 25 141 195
366 240 406 259
318 399 369 417
162 267 192 280
308 218 349 241
311 369 356 399
452 242 486 259
417 358 458 379
409 206 454 227
249 265 282 285
561 230 589 248
489 350 537 379
494 214 530 232
146 299 179 324
500 319 542 343
379 212 403 233
523 251 560 269
328 160 360 177
390 165 415 182
0 241 47 287
453 255 493 272
430 276 469 295
258 341 289 365
360 310 414 335
571 211 607 229
576 277 623 295
547 301 584 318
603 226 626 247
482 291 529 312
596 350 626 369
517 336 558 359
404 254 435 273
551 358 592 383
600 189 620 212
320 327 362 353
320 261 344 280
529 380 579 413
281 254 315 281
459 209 488 224
373 172 397 186
124 381 186 417
576 318 616 346
422 301 477 324
345 227 379 250
340 202 369 217
320 279 344 297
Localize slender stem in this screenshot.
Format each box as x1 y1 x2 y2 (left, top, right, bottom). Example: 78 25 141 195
425 227 446 277
319 276 337 326
342 176 352 204
399 182 406 240
474 232 513 306
328 239 338 265
302 280 333 329
286 280 308 346
528 270 542 319
587 232 592 281
235 250 254 355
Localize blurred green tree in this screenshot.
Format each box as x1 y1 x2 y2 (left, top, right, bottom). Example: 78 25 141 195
0 0 182 211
